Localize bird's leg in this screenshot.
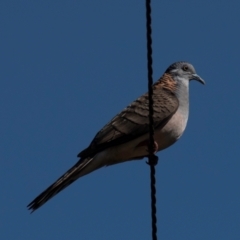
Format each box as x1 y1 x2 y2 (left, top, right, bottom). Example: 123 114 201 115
136 139 158 154
151 141 159 154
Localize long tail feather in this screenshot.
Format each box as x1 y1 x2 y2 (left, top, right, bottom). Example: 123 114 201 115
27 157 93 212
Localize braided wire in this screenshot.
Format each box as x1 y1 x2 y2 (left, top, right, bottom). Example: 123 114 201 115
146 0 158 239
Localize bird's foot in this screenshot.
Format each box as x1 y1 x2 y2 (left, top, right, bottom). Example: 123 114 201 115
136 140 159 165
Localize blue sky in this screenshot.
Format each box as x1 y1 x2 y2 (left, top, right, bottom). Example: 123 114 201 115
1 1 240 239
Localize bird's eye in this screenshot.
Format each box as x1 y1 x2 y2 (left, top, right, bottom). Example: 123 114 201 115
182 65 188 71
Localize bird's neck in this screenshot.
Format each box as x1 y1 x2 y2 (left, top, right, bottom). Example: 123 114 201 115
175 76 189 116
154 73 189 115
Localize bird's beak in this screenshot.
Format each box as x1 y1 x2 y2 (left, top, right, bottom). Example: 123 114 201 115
191 74 205 85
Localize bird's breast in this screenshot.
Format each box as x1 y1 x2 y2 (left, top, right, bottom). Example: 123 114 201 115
155 109 188 151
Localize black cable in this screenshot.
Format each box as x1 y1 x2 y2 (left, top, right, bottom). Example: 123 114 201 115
146 0 158 239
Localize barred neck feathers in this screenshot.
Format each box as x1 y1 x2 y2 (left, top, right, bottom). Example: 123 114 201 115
154 73 177 93
154 73 189 115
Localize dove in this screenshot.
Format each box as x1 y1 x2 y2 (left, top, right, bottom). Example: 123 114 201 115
28 61 205 211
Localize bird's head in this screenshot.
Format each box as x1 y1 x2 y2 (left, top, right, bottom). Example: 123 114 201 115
165 61 205 85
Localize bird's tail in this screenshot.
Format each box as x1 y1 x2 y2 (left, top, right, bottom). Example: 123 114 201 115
27 157 95 212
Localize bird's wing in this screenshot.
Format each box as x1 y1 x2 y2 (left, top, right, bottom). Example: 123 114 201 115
78 86 179 158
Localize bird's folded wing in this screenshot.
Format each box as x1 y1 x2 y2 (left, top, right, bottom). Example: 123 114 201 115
78 88 178 158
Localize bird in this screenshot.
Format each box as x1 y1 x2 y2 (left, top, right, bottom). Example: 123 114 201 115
27 61 205 212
